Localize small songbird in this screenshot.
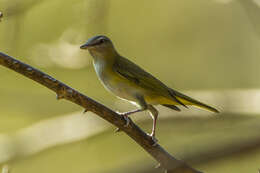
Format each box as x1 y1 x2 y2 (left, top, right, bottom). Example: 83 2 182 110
80 35 219 140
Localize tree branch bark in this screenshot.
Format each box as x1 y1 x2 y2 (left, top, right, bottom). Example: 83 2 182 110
0 52 202 173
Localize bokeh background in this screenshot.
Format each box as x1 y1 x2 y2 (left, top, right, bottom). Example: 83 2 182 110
0 0 260 172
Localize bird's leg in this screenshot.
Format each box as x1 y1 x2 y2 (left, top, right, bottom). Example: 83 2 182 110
115 108 144 132
117 108 144 127
118 108 144 116
148 105 159 146
117 95 147 128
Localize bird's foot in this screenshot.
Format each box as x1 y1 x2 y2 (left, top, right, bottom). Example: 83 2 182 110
116 111 131 117
116 111 130 127
123 115 130 127
114 114 130 132
147 133 158 146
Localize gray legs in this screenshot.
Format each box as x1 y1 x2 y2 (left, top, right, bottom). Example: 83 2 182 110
147 105 158 138
118 95 159 144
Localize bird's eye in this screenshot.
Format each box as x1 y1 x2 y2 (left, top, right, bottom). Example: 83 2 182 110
99 39 105 44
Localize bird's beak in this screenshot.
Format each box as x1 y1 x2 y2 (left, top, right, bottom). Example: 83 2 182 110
80 42 90 49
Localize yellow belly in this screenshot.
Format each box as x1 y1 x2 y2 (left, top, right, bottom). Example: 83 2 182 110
95 64 191 106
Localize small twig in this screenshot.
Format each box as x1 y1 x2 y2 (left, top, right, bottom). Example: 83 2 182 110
2 165 9 173
0 12 3 22
0 52 202 173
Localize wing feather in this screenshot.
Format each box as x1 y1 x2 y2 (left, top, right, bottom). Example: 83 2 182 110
113 56 168 93
113 56 187 108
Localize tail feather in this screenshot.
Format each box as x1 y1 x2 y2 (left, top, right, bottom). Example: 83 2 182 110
162 104 181 111
169 89 219 113
168 89 188 108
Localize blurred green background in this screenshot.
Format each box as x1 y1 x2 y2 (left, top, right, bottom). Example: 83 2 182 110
1 0 260 172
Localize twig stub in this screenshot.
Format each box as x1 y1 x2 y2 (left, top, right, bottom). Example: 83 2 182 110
0 12 3 22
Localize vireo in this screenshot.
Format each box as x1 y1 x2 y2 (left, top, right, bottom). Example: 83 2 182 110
80 35 219 140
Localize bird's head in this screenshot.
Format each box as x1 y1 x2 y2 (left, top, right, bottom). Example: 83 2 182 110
80 35 117 58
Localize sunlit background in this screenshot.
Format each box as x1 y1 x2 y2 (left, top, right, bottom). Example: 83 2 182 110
0 0 260 172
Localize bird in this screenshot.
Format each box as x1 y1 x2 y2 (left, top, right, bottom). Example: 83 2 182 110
80 35 219 141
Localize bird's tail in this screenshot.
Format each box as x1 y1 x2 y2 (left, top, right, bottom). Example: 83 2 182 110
169 89 219 113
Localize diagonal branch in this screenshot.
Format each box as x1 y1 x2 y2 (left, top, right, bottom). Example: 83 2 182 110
0 52 202 173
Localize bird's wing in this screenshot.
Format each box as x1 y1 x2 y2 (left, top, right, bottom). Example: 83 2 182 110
113 56 187 107
113 56 167 92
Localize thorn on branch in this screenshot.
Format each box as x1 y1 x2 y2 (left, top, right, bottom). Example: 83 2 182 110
56 86 71 100
0 12 3 22
114 128 122 133
56 93 65 100
155 163 161 169
2 165 9 173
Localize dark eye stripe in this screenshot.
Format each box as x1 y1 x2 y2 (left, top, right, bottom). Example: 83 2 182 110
90 42 99 46
90 39 104 46
95 38 106 45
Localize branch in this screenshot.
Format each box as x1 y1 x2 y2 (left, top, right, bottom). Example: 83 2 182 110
0 12 3 22
0 52 202 173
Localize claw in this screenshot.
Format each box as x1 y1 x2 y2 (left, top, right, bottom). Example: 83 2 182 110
148 133 158 146
83 109 88 113
151 138 158 146
115 115 129 132
115 112 130 132
117 111 130 127
123 116 130 127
